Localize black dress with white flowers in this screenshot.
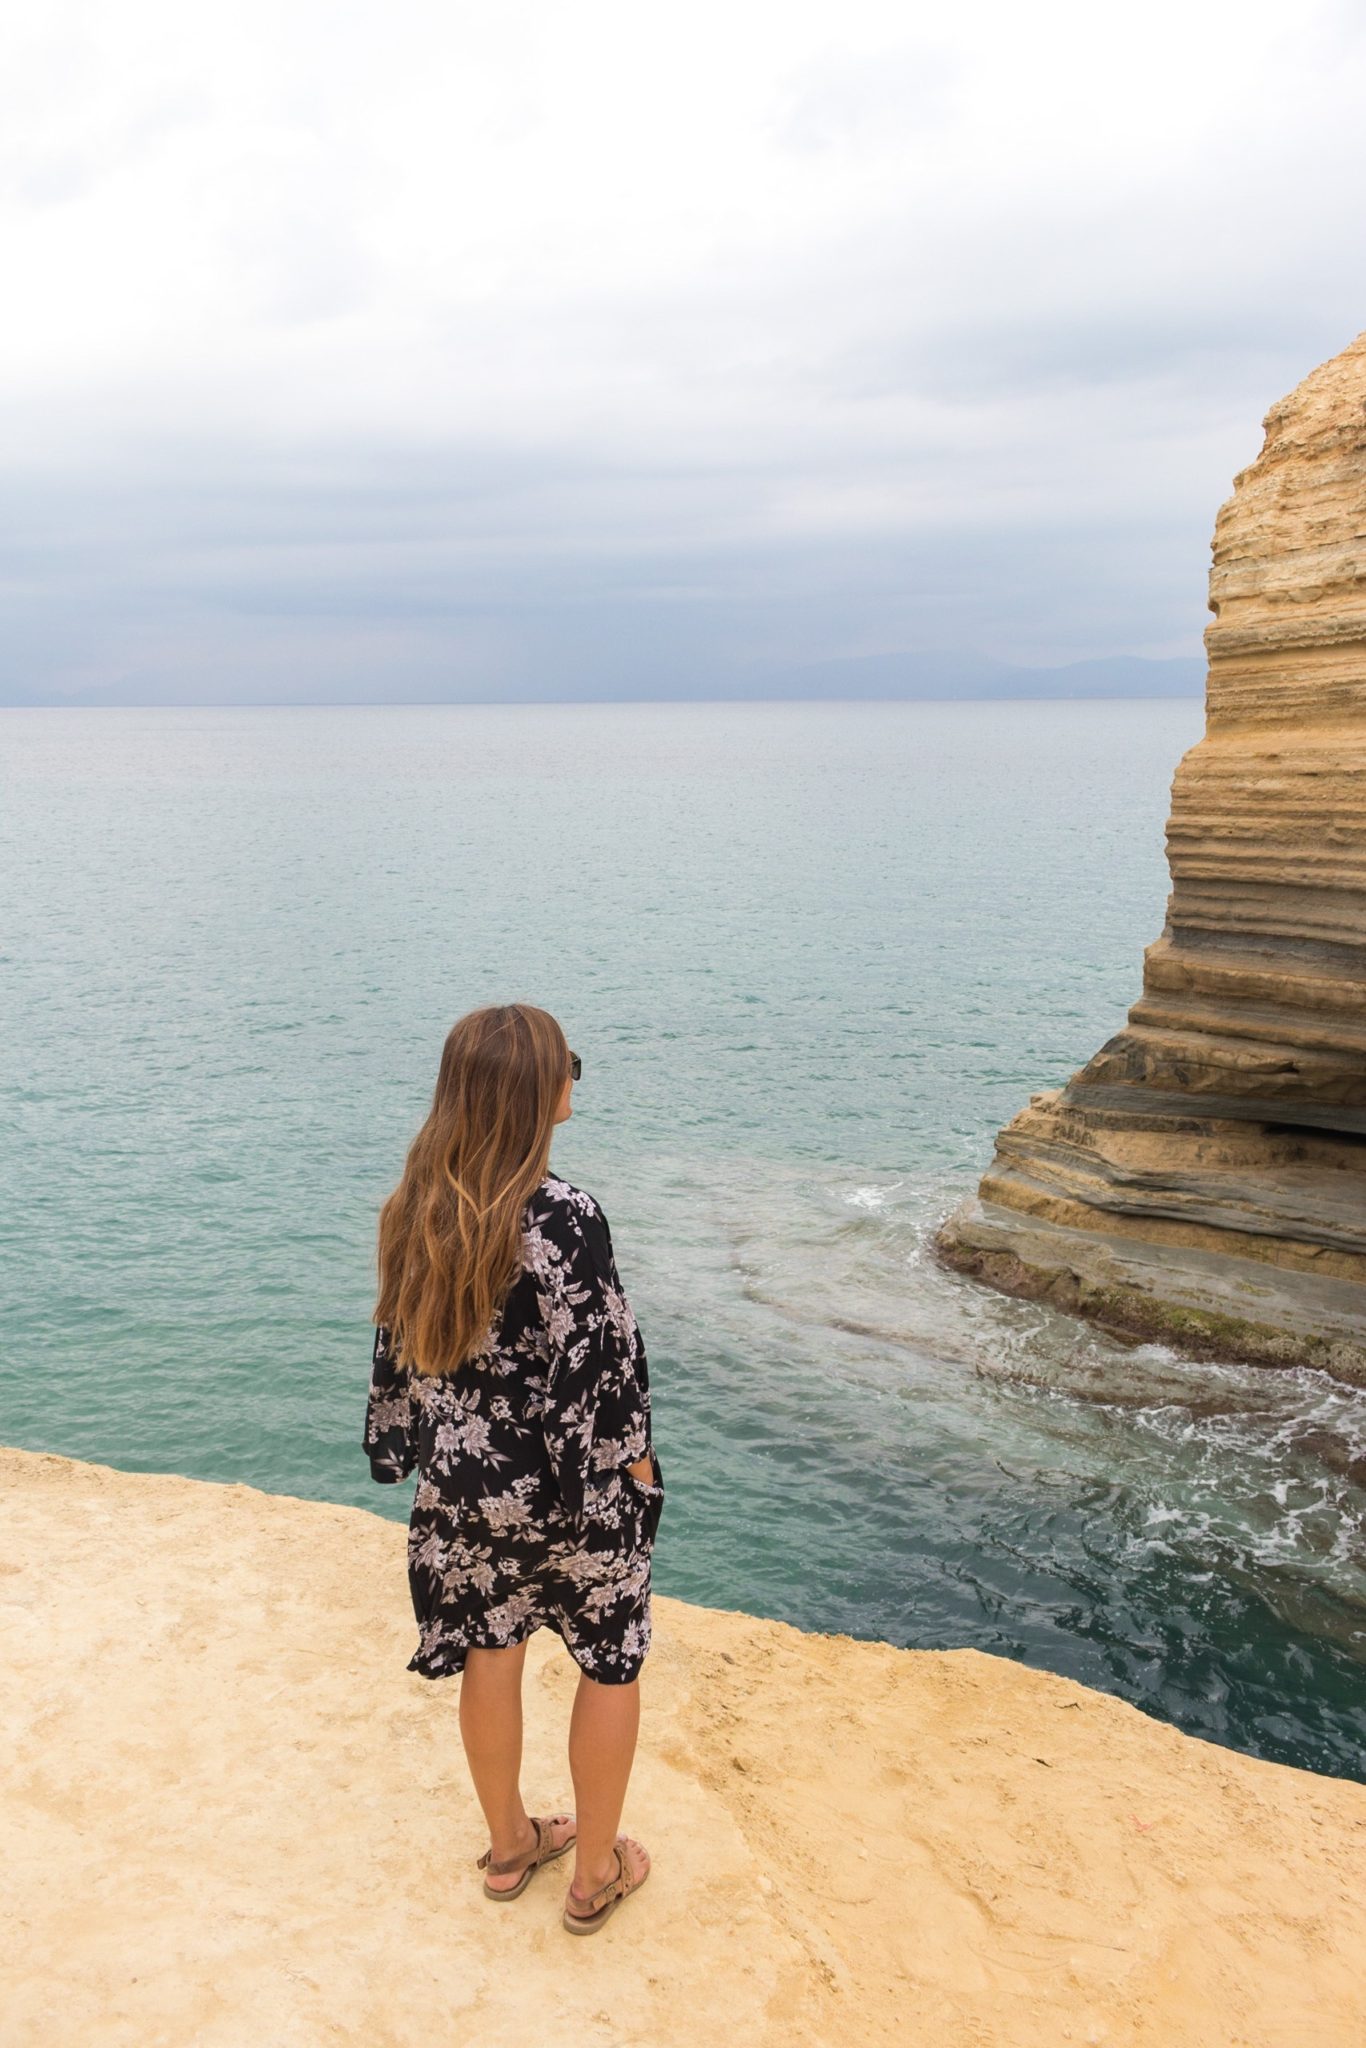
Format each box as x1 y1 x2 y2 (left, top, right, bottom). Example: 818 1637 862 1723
362 1175 664 1684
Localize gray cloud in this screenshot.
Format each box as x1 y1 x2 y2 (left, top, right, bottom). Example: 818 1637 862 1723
0 441 1214 704
2 2 1364 704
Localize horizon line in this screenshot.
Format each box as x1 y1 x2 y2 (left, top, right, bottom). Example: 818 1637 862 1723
1 690 1206 712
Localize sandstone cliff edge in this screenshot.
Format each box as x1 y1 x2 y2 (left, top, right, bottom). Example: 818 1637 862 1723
2 1445 1363 2048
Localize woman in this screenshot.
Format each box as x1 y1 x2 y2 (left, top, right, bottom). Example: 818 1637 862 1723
362 1003 664 1935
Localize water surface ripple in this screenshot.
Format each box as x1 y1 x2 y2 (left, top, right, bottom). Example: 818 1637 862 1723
2 703 1361 1781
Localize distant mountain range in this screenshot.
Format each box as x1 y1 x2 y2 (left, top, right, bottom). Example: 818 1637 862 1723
0 653 1204 707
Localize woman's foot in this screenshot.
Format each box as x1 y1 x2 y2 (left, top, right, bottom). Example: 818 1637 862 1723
564 1834 650 1926
483 1813 577 1894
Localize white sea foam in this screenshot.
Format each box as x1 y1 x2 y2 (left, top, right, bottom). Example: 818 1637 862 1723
704 1149 1366 1637
843 1181 903 1211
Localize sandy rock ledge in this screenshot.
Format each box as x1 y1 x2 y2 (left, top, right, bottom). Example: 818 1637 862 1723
1 1444 1362 2048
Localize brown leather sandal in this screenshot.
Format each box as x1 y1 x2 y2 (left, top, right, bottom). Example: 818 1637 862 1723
561 1835 650 1935
476 1813 576 1901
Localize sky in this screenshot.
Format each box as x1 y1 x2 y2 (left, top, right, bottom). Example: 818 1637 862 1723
3 0 1366 706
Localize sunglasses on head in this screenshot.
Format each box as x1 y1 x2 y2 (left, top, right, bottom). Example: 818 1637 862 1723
569 1052 582 1082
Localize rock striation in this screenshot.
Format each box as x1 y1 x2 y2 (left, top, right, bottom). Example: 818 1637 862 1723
936 331 1366 1384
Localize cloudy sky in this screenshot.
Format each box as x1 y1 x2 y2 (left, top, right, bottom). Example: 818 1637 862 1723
4 0 1365 704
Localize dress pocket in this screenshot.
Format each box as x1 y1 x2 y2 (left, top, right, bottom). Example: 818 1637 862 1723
623 1448 665 1548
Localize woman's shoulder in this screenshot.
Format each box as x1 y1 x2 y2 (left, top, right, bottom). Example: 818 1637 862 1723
533 1174 607 1228
524 1177 622 1286
527 1177 616 1264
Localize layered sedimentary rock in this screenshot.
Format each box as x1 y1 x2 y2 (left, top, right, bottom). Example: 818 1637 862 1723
936 331 1366 1384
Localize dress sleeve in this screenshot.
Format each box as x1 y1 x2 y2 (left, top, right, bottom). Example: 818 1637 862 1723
362 1323 419 1483
540 1197 655 1539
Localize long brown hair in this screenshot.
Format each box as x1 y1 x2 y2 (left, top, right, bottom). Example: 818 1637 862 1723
373 1004 571 1376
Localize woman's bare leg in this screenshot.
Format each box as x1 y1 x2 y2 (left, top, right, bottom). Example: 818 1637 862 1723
460 1640 574 1892
566 1670 650 1906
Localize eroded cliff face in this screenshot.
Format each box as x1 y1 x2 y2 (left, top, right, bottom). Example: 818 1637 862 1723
935 331 1366 1384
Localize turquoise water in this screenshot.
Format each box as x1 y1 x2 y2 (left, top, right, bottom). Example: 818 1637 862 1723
2 701 1362 1781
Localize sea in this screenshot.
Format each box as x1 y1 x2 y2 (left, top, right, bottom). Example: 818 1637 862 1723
2 700 1362 1782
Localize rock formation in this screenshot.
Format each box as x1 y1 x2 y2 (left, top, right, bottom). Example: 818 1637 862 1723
935 330 1366 1385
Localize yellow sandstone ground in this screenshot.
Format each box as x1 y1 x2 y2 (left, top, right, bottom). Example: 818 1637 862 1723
1 1443 1362 2048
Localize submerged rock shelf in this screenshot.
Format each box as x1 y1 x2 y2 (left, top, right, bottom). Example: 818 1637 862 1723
938 330 1366 1383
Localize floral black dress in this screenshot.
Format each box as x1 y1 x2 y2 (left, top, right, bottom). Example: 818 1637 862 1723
362 1175 664 1685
